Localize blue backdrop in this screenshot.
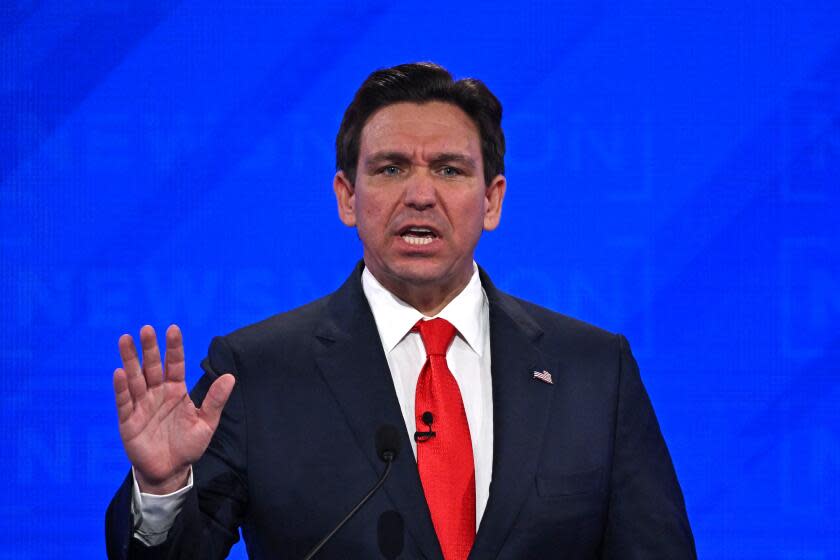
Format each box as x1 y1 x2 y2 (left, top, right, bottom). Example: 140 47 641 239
1 1 838 558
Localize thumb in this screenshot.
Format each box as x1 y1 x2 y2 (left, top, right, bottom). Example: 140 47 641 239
197 373 236 431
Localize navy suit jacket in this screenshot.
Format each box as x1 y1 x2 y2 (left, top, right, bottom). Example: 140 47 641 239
106 263 696 559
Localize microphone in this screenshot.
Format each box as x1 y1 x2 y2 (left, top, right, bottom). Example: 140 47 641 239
414 411 436 443
302 425 402 560
377 510 405 560
376 424 401 462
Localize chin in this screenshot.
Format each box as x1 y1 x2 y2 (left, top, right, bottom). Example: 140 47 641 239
386 263 448 285
385 256 472 288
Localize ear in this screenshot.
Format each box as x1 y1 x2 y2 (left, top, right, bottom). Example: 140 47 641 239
333 171 357 227
483 174 506 231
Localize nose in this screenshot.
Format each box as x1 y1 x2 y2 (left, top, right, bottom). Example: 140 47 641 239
403 170 437 211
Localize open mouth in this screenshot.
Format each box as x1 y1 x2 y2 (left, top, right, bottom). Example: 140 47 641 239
399 226 439 246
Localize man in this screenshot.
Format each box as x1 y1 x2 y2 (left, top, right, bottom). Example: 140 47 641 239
106 62 696 559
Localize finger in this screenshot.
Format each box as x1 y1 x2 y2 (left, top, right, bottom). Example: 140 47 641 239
119 334 147 401
139 325 164 388
113 368 134 423
164 324 186 383
197 374 236 431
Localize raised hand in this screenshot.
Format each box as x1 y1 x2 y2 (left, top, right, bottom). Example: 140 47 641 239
113 324 235 494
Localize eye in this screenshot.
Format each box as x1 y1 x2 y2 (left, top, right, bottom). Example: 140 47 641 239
440 166 462 177
378 165 402 176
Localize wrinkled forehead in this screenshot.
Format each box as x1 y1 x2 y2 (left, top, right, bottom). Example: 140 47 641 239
358 101 482 160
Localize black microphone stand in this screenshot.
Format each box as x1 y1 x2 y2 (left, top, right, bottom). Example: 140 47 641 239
301 433 398 560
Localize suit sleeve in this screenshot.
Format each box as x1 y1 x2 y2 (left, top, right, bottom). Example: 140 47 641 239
105 336 249 559
600 335 697 559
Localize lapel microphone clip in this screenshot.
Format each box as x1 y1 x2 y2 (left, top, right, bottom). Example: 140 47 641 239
414 411 436 443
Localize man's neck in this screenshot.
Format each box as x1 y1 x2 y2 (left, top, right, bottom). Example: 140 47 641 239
367 265 474 317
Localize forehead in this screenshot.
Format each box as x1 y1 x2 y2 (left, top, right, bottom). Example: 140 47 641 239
359 101 481 157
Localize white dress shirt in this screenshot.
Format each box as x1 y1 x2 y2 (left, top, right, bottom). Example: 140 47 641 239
361 263 493 528
132 263 494 542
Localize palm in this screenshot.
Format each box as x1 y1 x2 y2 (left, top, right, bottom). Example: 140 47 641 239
113 325 234 491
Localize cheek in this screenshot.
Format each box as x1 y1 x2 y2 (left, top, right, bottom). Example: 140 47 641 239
453 196 488 233
355 196 391 236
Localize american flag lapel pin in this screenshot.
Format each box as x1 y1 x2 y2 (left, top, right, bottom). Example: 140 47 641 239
532 369 553 385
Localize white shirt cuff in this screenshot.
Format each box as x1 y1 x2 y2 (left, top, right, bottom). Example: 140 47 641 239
130 466 193 546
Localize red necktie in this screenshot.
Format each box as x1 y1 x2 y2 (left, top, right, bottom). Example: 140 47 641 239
414 318 476 560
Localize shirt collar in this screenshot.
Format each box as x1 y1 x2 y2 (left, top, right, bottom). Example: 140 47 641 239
361 263 487 357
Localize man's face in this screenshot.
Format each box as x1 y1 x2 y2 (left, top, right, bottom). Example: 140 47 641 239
334 101 505 298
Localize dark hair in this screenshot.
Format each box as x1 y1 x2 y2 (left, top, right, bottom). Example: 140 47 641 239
336 62 505 186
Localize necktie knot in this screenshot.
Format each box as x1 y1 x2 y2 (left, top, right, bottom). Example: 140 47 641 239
415 318 457 357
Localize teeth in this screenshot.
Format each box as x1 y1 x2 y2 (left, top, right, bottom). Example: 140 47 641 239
402 235 434 245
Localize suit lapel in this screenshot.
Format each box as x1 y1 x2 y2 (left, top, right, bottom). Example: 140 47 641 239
471 269 556 559
313 263 443 560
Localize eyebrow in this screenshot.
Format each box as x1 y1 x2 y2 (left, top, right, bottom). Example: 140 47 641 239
428 153 477 171
363 151 478 171
364 151 413 168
